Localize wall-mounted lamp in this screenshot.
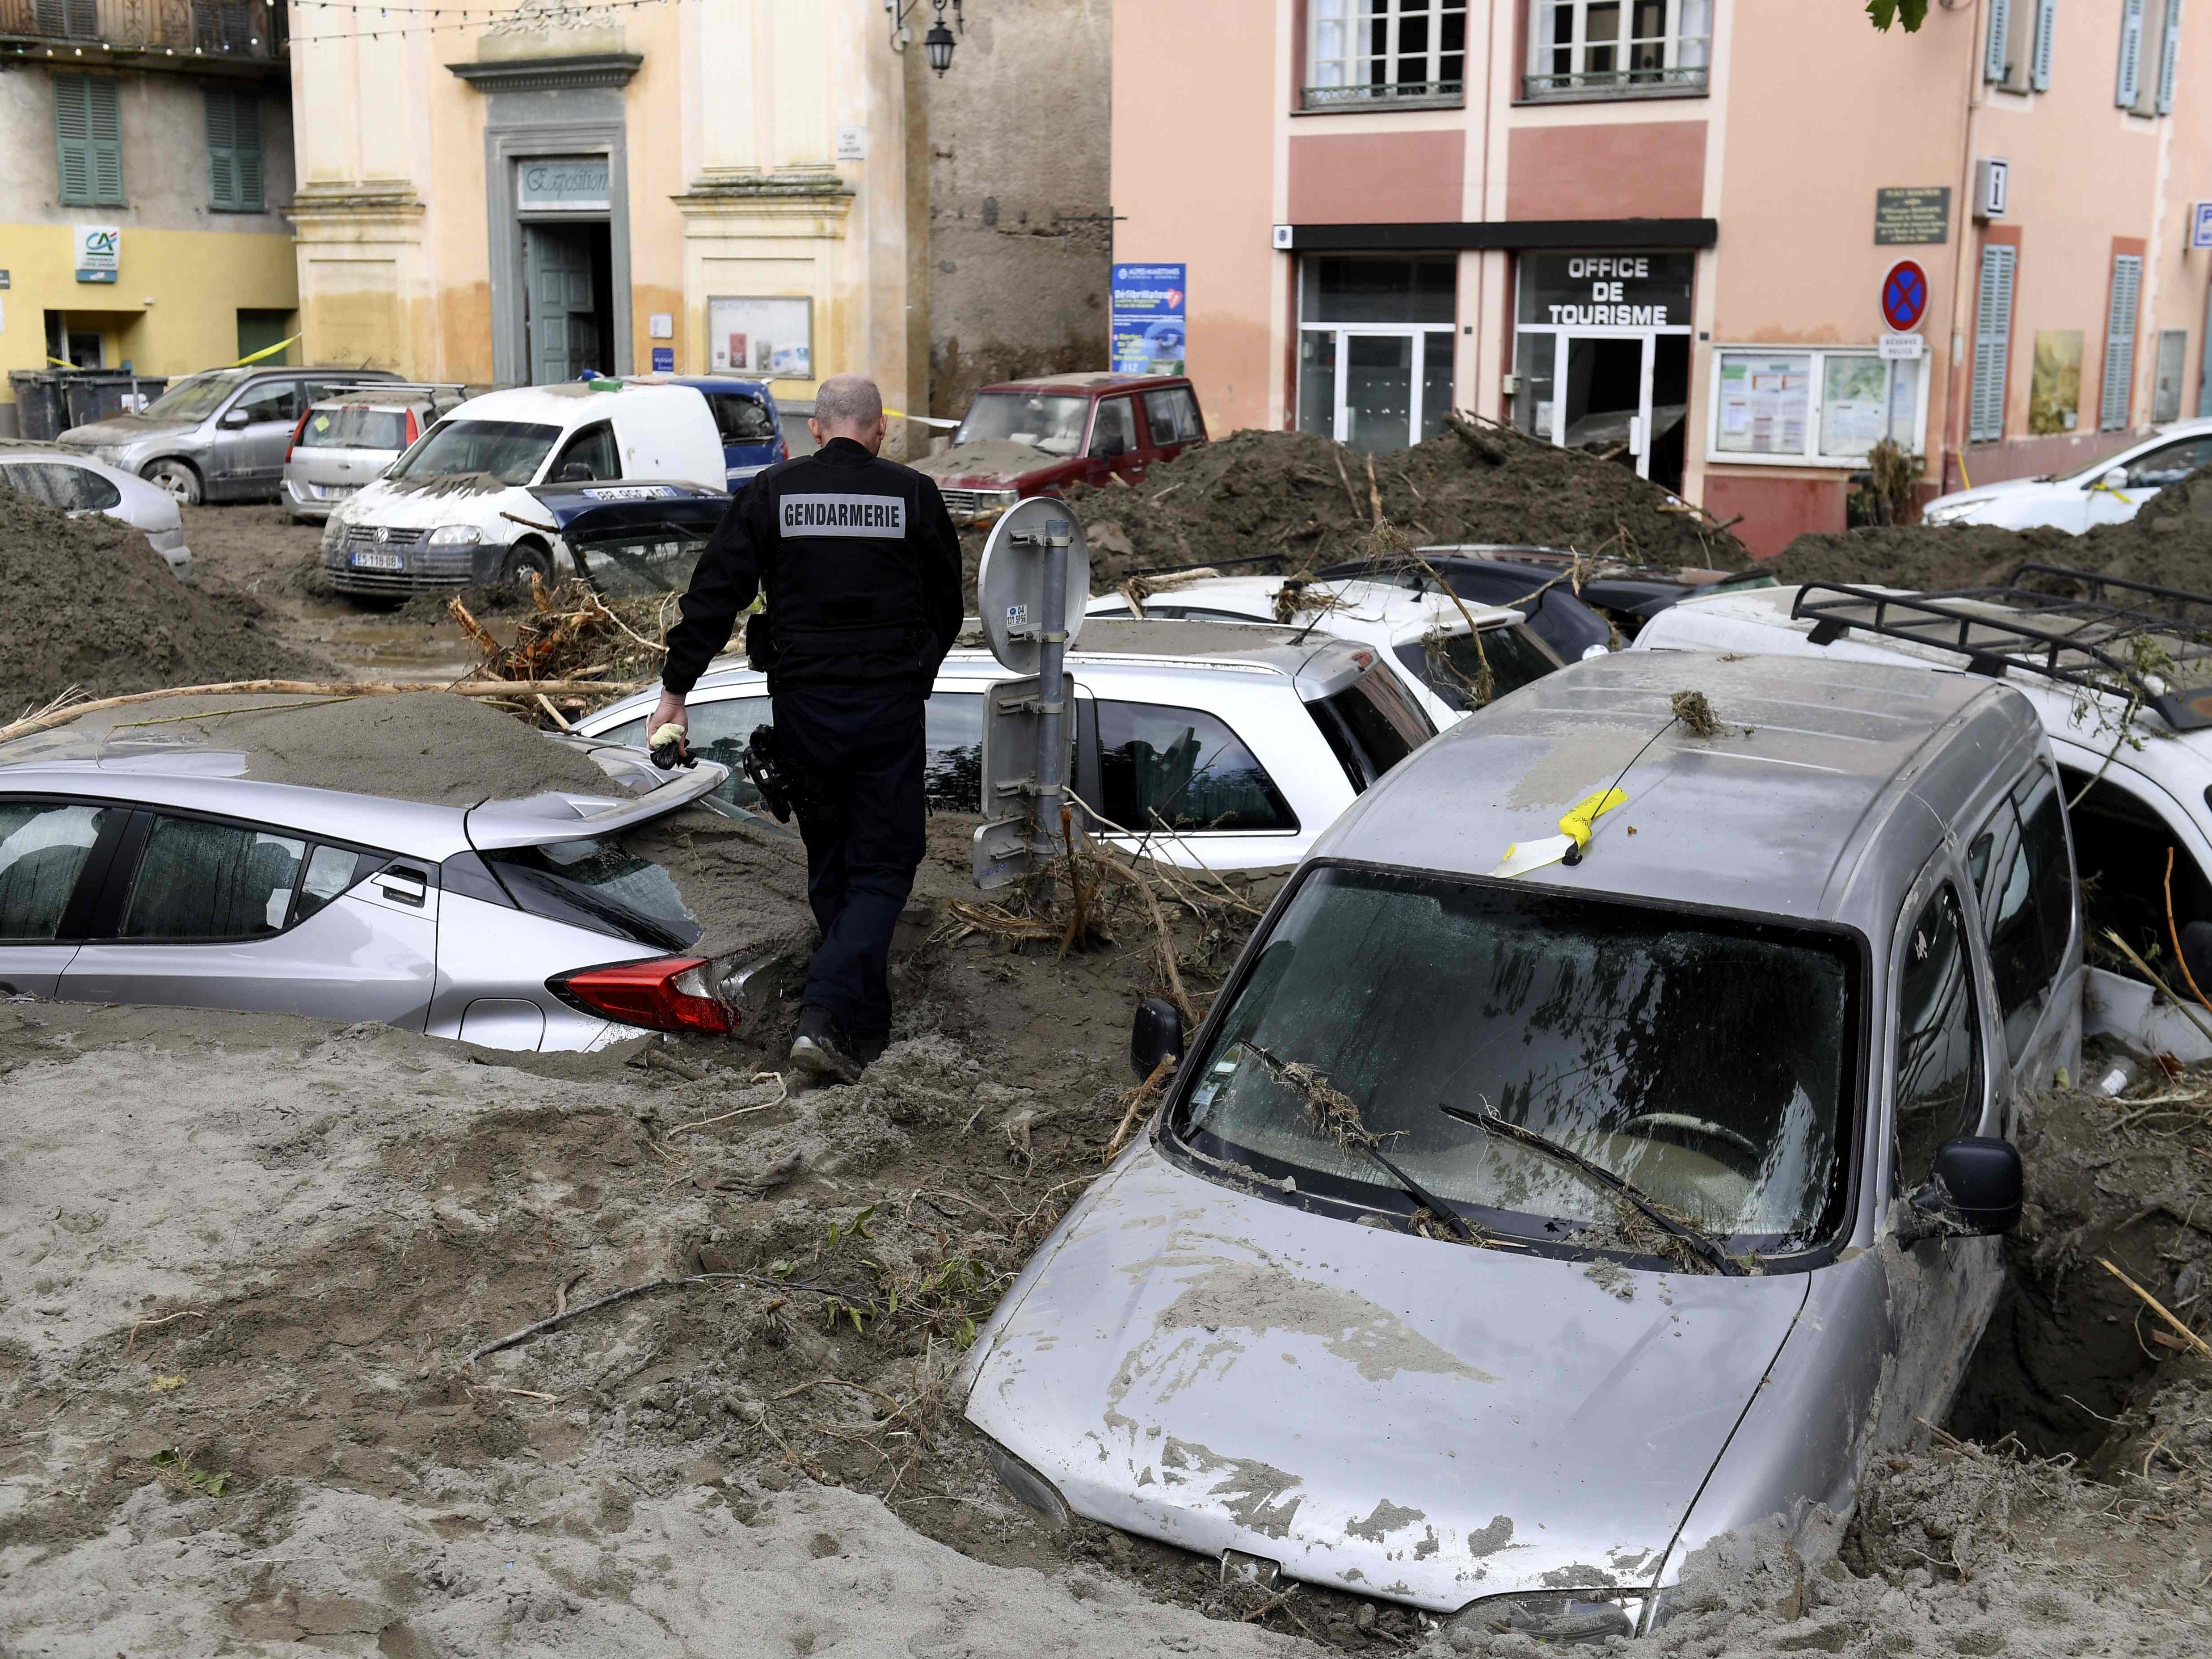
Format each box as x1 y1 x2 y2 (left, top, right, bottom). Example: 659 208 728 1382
889 0 964 76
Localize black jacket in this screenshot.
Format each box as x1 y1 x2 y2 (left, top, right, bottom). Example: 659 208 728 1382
661 436 964 695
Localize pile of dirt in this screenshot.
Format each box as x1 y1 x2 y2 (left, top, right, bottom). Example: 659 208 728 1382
1772 460 2212 594
0 495 330 719
1014 421 1750 598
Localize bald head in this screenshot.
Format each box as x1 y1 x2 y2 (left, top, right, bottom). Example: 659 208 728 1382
811 374 888 454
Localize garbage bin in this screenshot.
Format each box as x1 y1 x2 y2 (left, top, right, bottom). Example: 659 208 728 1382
5 371 169 442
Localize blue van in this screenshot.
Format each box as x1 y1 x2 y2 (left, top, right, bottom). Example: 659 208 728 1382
592 374 787 489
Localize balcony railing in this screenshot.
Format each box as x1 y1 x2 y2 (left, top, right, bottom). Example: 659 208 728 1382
1301 79 1466 111
0 0 287 61
1521 63 1708 100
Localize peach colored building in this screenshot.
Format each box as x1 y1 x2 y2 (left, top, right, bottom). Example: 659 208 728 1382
1113 0 2212 555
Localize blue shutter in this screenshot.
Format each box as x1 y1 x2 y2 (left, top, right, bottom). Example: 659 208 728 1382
2102 255 2145 430
2119 0 2147 106
2157 0 2184 112
2031 0 2057 89
1986 0 2013 81
1971 246 2016 444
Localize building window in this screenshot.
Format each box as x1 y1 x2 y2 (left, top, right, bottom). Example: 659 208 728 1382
2116 0 2180 113
54 72 124 208
1970 244 2017 443
1705 347 1927 468
1986 0 2057 93
2154 328 2188 424
2101 253 2145 431
205 86 265 213
1525 0 1711 100
1305 0 1467 109
1297 256 1456 455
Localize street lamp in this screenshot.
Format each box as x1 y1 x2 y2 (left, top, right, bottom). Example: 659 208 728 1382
889 0 964 76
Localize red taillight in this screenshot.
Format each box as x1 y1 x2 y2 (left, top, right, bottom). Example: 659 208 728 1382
548 955 733 1036
404 408 421 445
284 408 311 464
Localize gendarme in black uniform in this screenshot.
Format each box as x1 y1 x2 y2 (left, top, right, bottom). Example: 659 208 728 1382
663 435 962 1072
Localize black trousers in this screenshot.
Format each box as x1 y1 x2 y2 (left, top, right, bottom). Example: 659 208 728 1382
772 681 927 1039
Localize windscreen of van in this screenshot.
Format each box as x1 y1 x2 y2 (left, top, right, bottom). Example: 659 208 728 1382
391 419 561 485
301 406 409 451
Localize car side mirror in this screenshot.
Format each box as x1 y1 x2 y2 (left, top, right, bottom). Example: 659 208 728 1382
558 461 594 482
2102 467 2130 490
1903 1136 2023 1241
219 408 251 429
1130 995 1185 1081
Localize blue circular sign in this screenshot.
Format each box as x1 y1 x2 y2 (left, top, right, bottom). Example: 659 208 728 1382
1883 261 1929 333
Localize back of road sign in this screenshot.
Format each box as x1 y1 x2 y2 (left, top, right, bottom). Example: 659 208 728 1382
976 498 1091 675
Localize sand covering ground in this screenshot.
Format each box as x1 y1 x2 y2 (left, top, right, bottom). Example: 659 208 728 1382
0 496 329 720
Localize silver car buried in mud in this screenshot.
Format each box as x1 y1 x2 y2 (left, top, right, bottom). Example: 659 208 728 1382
961 651 2070 1636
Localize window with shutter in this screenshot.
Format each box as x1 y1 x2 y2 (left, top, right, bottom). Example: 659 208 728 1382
1971 246 2016 445
204 88 265 213
53 74 123 208
2031 0 2057 89
2119 0 2148 106
2101 255 2145 431
1985 0 2013 82
2157 0 2184 112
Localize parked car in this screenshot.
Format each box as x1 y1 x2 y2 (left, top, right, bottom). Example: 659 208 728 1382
0 701 735 1051
282 385 471 523
577 617 1436 871
914 373 1208 525
1632 571 2212 1061
320 381 728 598
636 375 787 488
962 649 2060 1631
0 444 191 578
1083 575 1562 729
57 365 403 505
1323 543 1776 650
1920 418 2212 530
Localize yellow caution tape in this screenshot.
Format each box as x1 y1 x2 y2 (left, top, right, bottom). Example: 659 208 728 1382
885 406 961 429
2089 480 2133 506
1559 786 1627 851
228 333 302 368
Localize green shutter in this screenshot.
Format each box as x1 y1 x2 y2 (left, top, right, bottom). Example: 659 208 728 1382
205 87 265 213
54 74 122 208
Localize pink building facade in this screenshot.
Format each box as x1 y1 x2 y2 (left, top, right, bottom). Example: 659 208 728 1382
1112 0 2212 556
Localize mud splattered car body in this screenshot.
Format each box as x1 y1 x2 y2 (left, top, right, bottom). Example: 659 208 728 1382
962 652 2073 1631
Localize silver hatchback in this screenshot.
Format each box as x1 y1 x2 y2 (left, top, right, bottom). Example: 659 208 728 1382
0 696 747 1052
282 386 469 522
962 651 2072 1634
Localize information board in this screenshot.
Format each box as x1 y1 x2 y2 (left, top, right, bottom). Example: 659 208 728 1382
1111 264 1186 375
1874 187 1951 246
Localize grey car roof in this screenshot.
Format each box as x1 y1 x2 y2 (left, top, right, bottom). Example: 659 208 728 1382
1316 648 2040 923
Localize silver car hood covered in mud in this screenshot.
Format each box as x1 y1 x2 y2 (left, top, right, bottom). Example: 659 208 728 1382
962 1144 1810 1612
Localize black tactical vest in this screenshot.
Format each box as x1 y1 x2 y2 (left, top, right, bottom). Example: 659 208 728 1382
758 443 937 685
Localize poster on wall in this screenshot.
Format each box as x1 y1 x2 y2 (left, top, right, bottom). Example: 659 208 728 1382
707 297 813 379
1111 263 1186 375
1715 354 1810 455
2029 330 2083 434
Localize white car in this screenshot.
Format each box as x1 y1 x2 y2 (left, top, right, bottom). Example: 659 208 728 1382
1083 575 1565 729
1633 577 2212 1063
1921 420 2212 530
0 444 191 578
320 381 726 598
576 618 1439 872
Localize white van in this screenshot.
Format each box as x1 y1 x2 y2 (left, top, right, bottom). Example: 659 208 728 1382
320 381 726 598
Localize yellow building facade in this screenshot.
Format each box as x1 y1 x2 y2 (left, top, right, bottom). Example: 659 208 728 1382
0 7 299 434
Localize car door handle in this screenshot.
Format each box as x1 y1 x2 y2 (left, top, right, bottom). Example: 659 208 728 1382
372 870 428 907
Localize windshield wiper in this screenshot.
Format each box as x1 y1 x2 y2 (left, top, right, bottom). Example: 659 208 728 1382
1437 1103 1742 1276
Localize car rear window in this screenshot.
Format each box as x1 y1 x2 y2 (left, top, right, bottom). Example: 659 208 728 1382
300 406 409 451
1306 666 1433 792
1394 624 1557 714
708 393 778 445
481 836 702 952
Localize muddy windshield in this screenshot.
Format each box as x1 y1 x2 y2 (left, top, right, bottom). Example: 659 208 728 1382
1398 625 1556 713
390 419 561 486
955 392 1090 456
1172 866 1860 1256
142 372 241 421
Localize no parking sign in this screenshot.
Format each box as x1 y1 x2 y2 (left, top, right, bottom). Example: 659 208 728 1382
1882 260 1929 333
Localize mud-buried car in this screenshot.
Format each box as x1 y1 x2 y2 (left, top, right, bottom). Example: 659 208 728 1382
961 651 2063 1637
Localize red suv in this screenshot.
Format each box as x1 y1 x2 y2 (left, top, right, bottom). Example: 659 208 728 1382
914 372 1208 525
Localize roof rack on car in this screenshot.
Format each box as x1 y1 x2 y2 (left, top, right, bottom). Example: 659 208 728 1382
1789 564 2212 731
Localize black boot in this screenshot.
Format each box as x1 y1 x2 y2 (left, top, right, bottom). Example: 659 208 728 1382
790 1005 864 1083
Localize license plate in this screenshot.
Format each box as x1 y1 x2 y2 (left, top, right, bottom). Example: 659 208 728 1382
350 550 403 571
313 482 358 500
